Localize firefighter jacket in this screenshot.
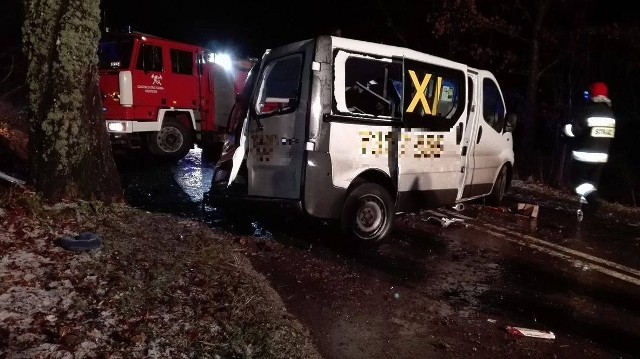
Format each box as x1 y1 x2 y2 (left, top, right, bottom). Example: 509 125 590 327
570 99 615 164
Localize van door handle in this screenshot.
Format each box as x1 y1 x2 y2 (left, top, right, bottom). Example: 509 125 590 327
476 126 483 144
456 123 463 144
461 145 467 156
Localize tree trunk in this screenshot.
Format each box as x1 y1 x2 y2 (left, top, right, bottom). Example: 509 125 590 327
521 0 550 181
522 34 541 180
22 0 122 203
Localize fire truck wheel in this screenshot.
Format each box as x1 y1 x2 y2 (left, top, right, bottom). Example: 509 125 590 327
340 183 394 245
487 164 507 206
148 118 194 159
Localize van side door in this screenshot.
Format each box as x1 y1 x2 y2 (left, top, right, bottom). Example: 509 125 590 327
458 73 479 199
463 75 510 197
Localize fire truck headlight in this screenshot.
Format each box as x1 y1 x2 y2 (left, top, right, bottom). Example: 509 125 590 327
107 122 126 132
209 53 233 72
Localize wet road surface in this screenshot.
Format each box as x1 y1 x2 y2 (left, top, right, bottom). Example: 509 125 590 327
117 148 640 358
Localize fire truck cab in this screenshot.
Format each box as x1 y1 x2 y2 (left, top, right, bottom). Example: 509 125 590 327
98 30 253 160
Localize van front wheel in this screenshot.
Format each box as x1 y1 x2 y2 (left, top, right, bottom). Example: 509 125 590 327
341 183 394 245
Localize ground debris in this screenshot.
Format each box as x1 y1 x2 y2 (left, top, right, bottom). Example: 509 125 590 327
482 202 540 219
0 170 25 186
505 326 555 339
423 216 467 228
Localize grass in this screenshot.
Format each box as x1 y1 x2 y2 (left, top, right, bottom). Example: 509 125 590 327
0 185 322 358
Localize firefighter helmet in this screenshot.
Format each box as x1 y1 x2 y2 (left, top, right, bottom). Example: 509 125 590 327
589 82 608 98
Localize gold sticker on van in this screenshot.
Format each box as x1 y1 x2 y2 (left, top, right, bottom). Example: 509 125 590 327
406 70 442 115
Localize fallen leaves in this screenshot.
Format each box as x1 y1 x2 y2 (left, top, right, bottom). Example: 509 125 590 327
0 190 322 358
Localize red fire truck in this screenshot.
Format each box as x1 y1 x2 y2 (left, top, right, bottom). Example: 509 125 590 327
97 30 254 160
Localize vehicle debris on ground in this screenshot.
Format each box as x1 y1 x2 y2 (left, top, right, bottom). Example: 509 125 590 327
0 170 25 186
505 326 556 339
423 216 467 228
483 203 540 219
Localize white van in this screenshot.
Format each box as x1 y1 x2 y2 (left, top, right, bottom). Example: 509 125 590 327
205 35 516 244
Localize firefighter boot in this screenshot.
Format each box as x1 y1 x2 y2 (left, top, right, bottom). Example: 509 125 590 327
576 196 587 222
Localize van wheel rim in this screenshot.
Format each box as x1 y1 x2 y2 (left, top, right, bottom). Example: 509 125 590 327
354 195 385 239
157 127 183 153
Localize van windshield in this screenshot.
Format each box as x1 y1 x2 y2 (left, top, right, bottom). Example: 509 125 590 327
98 37 134 70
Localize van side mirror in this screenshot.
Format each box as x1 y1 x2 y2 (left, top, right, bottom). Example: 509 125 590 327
504 113 517 133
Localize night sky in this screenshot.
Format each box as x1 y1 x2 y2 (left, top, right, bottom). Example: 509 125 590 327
99 0 379 58
1 0 386 57
2 0 635 58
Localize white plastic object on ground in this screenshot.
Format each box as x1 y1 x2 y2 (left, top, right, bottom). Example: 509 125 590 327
505 326 555 339
423 216 466 228
0 170 25 186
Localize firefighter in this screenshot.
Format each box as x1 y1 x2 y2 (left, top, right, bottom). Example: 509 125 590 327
563 82 616 220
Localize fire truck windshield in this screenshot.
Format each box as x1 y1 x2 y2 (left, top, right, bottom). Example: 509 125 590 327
98 38 134 70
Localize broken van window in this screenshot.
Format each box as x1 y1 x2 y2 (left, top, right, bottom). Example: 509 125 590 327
256 54 303 115
343 57 402 118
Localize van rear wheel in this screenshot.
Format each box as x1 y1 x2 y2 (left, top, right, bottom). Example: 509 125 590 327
341 183 394 245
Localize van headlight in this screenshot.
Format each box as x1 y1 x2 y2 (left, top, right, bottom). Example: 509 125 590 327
107 122 127 132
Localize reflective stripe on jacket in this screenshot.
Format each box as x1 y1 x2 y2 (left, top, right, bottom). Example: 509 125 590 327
571 101 615 163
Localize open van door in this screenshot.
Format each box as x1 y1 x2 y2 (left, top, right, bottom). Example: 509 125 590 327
245 40 314 199
397 59 469 210
460 71 512 200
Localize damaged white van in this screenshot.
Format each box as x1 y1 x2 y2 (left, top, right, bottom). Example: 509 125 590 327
205 35 516 244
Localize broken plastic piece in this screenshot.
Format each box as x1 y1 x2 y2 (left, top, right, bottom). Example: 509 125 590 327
424 216 466 228
0 170 25 186
516 203 539 218
505 326 555 339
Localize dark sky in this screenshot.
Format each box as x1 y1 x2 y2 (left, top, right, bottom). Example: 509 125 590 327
99 0 378 58
2 0 635 58
2 0 379 56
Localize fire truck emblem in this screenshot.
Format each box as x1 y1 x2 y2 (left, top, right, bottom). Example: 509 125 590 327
151 74 163 86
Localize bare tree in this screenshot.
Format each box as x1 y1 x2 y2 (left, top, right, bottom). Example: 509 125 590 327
22 0 122 203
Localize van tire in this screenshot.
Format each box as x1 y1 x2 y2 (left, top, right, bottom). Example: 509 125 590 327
340 183 394 245
148 118 193 160
487 165 507 206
